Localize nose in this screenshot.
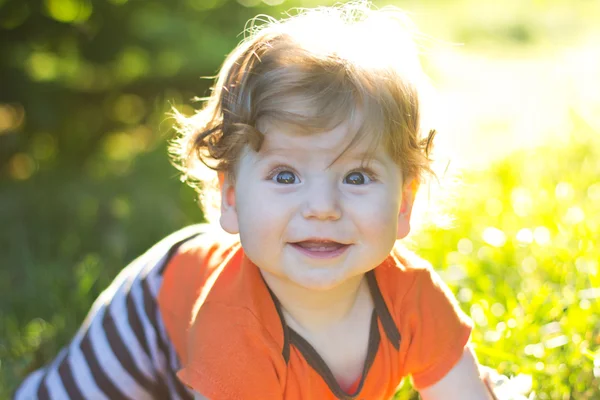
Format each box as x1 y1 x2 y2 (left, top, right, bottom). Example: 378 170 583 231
301 178 342 221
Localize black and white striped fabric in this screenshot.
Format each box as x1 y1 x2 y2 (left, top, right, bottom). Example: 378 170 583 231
14 225 208 400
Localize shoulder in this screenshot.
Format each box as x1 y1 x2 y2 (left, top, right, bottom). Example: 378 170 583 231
157 224 241 365
159 223 241 300
374 243 441 304
180 303 285 399
376 242 470 325
127 223 238 279
169 223 241 267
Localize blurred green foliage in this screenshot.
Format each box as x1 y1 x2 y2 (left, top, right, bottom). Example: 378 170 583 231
1 0 599 398
413 118 600 398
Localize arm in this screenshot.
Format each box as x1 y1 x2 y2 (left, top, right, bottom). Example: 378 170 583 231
418 346 496 400
14 242 188 400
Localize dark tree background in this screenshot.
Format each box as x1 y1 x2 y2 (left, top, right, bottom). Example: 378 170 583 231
0 0 307 394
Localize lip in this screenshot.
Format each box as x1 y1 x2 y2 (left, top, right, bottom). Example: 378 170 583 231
289 240 351 259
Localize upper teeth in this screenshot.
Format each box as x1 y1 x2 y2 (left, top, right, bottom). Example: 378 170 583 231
298 241 341 250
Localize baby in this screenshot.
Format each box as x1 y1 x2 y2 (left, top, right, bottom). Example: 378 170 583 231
16 2 501 399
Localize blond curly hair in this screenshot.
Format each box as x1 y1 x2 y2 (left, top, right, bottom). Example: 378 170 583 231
170 1 436 221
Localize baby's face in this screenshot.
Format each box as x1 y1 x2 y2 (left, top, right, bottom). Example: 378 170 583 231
220 118 414 291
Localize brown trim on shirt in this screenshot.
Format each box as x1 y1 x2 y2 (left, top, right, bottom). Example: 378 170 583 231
264 284 291 364
366 270 401 351
289 310 379 400
265 269 401 398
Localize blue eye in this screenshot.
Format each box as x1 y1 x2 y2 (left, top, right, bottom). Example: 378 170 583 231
344 171 370 185
274 170 298 184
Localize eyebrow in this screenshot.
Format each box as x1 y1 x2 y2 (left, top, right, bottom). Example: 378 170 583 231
257 148 386 169
336 150 386 166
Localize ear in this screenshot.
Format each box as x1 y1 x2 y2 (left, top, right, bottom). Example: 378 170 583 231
218 171 239 234
397 179 418 240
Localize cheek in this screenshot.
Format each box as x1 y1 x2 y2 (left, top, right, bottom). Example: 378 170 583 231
348 192 400 232
235 186 291 236
363 208 398 235
235 190 294 270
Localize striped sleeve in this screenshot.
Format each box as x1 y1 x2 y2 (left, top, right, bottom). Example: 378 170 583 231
14 225 208 400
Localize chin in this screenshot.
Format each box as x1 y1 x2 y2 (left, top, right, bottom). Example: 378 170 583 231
286 269 355 291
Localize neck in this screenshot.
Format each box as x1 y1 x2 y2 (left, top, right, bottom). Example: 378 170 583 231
260 270 371 334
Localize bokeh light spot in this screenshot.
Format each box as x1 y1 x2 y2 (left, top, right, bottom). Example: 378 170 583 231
578 288 600 300
111 197 131 219
114 47 150 83
575 257 598 274
516 228 533 244
555 181 574 202
535 362 544 371
458 287 473 303
511 187 533 217
470 303 488 327
484 330 501 342
26 51 59 81
496 322 506 333
564 206 585 225
457 238 473 254
533 226 551 246
44 0 92 23
237 0 261 6
525 343 545 358
540 321 561 336
24 318 53 348
112 94 146 125
491 303 506 317
103 132 137 161
8 153 36 180
482 226 506 247
31 132 58 161
587 182 600 201
0 103 25 134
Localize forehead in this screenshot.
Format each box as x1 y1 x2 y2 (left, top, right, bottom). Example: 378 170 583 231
258 117 388 166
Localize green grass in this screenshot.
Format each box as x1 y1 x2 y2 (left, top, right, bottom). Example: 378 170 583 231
400 114 600 398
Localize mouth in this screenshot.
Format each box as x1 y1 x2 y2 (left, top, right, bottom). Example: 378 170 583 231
289 239 351 259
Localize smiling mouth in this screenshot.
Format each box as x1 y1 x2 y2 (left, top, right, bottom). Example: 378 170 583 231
289 240 350 258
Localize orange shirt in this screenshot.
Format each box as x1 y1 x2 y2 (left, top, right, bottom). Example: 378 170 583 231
158 229 472 400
